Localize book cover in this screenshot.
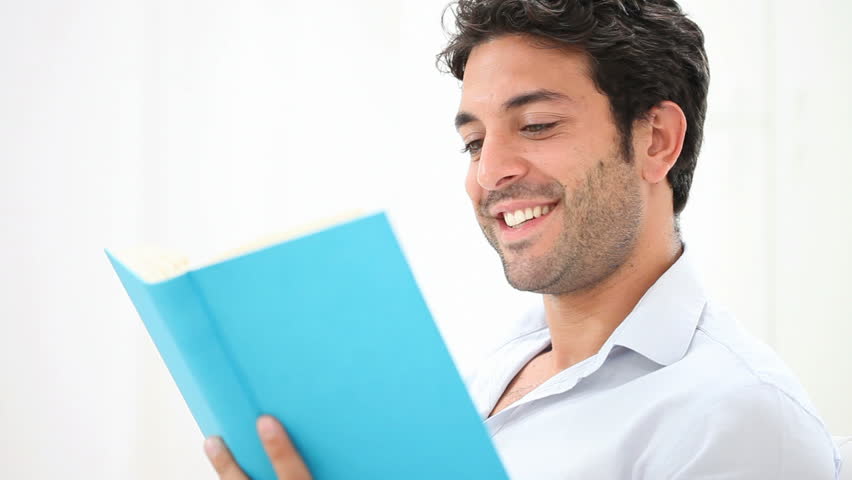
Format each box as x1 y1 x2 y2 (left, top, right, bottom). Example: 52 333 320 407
106 212 508 479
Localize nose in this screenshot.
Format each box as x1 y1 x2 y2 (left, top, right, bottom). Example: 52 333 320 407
476 135 529 191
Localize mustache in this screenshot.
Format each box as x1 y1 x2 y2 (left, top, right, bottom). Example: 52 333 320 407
479 182 564 214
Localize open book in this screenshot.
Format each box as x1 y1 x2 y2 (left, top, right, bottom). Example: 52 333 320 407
106 212 508 480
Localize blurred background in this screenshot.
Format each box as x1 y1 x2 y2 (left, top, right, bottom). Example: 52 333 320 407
1 0 850 478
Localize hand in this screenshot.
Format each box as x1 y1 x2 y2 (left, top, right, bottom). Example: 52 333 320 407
204 415 312 480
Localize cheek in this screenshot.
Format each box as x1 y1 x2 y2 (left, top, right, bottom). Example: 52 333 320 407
536 139 604 188
464 163 480 204
534 146 583 187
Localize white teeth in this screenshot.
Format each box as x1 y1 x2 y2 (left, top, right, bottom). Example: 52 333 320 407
502 204 554 227
505 211 515 226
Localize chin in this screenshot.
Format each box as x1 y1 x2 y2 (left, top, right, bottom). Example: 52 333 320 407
501 258 562 294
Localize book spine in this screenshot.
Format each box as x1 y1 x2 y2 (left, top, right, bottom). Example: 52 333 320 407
143 274 275 479
145 274 259 437
107 248 272 477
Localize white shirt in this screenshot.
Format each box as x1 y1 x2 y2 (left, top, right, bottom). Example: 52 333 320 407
467 251 842 479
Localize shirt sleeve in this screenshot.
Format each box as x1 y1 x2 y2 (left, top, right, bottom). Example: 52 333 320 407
644 382 838 479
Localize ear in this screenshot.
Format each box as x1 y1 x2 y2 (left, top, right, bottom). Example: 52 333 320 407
637 101 687 184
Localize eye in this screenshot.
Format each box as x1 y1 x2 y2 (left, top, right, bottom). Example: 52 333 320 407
460 139 483 156
522 122 558 134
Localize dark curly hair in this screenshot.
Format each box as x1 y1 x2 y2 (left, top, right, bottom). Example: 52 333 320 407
436 0 709 215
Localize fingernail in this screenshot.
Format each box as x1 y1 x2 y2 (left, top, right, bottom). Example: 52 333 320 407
204 436 224 457
257 415 279 440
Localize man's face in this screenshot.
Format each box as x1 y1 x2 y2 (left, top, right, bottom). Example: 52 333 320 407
456 35 644 295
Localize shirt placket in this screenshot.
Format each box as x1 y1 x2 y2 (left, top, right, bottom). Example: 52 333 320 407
485 352 604 436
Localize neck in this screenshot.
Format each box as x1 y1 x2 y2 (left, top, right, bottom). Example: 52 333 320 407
542 219 683 370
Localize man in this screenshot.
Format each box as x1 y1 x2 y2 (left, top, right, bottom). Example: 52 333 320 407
204 0 841 478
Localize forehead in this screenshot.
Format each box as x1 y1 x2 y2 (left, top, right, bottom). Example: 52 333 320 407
459 35 596 110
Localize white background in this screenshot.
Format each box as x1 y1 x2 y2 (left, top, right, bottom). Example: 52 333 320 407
1 1 850 478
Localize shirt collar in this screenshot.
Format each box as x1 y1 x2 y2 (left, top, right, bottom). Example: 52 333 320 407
477 250 708 421
609 248 707 366
515 248 707 367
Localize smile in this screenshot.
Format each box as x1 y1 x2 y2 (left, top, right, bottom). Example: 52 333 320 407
489 201 560 245
503 204 553 228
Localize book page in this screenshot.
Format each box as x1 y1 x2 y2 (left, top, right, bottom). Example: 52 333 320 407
111 210 365 283
110 246 191 283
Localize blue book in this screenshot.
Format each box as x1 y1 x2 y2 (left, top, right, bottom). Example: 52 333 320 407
105 212 507 480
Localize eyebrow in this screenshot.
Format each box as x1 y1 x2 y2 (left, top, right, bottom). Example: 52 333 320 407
454 89 574 130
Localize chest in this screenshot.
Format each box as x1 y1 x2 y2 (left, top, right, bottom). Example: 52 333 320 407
488 351 555 417
486 373 689 480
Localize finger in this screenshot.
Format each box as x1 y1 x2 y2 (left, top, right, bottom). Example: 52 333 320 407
204 436 250 480
257 415 312 480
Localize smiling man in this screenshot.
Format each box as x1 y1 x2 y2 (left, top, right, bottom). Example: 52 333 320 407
205 1 841 479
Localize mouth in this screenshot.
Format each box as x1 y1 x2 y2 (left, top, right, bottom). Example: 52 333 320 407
493 201 559 241
499 202 556 228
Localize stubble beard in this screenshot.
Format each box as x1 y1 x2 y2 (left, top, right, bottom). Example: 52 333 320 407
479 155 643 295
